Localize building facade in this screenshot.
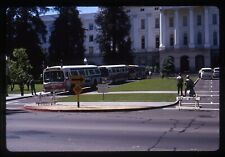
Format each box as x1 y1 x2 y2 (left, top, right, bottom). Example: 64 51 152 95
159 6 219 73
40 6 219 72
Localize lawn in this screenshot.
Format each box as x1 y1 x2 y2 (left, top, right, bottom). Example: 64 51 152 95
110 78 177 91
57 93 177 102
7 84 43 94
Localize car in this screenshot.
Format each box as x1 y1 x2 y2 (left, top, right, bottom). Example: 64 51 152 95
199 68 213 80
213 67 219 79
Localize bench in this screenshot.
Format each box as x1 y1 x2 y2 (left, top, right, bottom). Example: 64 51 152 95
35 93 57 106
176 96 201 110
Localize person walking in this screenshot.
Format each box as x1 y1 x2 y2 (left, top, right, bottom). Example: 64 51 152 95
184 75 195 97
19 79 24 96
30 76 36 95
176 73 183 96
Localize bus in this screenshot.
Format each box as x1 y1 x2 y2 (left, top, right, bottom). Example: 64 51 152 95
98 64 129 84
127 65 147 80
43 65 102 92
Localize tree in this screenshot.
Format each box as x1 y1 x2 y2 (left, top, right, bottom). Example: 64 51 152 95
95 7 133 64
162 56 175 76
6 7 48 79
8 48 32 90
49 7 85 66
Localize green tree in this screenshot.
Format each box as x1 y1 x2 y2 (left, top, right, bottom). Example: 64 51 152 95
95 7 133 64
49 7 85 65
162 56 175 76
6 7 48 78
8 48 32 89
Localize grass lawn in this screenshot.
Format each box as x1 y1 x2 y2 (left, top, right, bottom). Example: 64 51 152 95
110 78 177 91
8 84 43 94
58 93 177 102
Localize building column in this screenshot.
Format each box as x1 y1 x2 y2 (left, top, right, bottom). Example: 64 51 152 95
174 9 180 48
204 7 210 48
132 15 139 50
159 10 166 50
147 13 152 50
189 56 195 72
189 8 195 48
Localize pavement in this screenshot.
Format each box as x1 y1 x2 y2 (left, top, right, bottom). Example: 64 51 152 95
6 91 179 112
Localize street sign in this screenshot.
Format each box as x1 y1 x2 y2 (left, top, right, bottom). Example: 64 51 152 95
97 83 110 100
71 75 85 108
97 83 110 93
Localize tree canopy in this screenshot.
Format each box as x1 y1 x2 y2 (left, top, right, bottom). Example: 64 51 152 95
8 48 32 83
48 7 85 66
95 6 133 65
6 7 48 78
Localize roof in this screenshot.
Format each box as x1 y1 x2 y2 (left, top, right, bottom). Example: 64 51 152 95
45 65 98 70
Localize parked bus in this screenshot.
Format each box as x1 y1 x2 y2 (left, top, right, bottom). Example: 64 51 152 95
43 65 102 92
127 65 147 80
98 64 129 84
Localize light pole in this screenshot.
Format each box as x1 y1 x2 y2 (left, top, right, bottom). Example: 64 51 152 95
84 57 88 65
5 55 9 96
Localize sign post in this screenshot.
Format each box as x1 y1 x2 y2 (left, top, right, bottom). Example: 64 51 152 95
71 76 85 108
97 83 110 100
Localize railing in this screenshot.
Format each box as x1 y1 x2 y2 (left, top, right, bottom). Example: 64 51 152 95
35 92 57 106
176 96 201 110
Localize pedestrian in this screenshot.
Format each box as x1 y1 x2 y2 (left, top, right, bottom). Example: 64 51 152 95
176 73 183 96
184 75 195 97
148 70 152 79
30 76 36 95
19 79 24 96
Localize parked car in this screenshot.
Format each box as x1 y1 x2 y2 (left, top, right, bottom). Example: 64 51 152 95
199 68 213 80
213 67 219 79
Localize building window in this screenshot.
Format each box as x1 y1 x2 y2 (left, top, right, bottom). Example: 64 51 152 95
155 7 159 10
89 46 94 55
197 32 202 45
89 35 94 42
170 34 174 47
197 15 202 26
183 15 187 27
212 14 217 25
141 36 145 49
155 18 159 28
213 31 218 46
155 35 159 48
89 23 94 30
169 17 174 27
126 9 130 13
141 19 145 29
183 33 188 46
140 8 145 12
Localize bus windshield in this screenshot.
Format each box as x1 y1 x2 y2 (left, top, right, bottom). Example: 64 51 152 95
44 71 64 83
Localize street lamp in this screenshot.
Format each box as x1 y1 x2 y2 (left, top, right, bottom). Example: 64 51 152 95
84 57 88 65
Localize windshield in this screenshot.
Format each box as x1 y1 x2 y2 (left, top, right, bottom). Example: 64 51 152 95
99 67 109 77
202 69 212 73
44 71 64 83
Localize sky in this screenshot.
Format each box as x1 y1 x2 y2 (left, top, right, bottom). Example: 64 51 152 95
45 7 99 15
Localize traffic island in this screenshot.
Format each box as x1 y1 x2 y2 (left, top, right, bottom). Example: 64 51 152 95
23 101 178 112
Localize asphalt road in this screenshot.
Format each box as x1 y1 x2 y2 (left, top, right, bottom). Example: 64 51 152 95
5 79 220 152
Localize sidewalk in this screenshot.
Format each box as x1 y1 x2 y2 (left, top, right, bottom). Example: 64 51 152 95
6 91 52 101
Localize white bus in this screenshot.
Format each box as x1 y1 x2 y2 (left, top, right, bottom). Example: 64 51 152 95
98 64 129 84
43 65 102 92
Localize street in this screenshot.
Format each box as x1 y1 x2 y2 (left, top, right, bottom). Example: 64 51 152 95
6 79 219 151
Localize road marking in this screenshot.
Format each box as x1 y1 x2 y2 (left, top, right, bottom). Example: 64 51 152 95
181 102 219 105
197 95 219 97
163 107 219 111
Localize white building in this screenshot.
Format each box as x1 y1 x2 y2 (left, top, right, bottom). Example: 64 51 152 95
159 6 219 72
40 6 219 72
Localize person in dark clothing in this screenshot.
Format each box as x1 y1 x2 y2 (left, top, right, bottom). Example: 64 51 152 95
184 75 195 97
176 73 183 96
30 77 36 95
19 79 24 96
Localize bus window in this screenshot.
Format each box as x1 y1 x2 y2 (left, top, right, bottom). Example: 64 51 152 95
44 71 64 82
78 70 85 76
99 67 109 77
95 69 100 75
71 70 79 76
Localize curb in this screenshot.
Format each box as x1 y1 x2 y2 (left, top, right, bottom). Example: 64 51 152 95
23 100 179 112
